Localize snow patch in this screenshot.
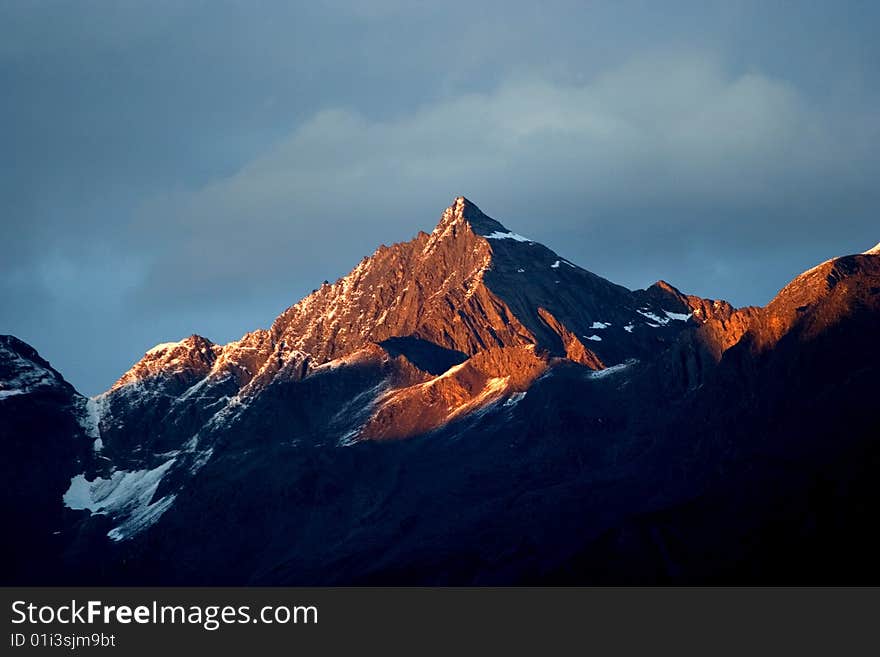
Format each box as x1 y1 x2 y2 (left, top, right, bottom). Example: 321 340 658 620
175 375 213 404
146 341 181 355
0 388 24 400
80 395 106 439
590 360 636 379
585 335 602 342
663 310 692 322
504 391 527 407
485 231 532 243
63 458 177 541
333 380 390 446
590 321 610 329
623 324 634 333
636 309 670 325
108 494 177 542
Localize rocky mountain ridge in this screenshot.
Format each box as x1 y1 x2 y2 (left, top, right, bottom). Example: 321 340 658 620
101 198 716 443
2 197 879 584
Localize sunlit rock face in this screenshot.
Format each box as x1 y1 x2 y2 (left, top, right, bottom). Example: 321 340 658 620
2 198 880 585
103 197 707 448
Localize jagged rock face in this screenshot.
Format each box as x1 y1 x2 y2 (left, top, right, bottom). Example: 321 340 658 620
535 307 604 368
270 198 534 362
111 335 221 391
2 196 880 585
269 197 698 370
752 253 880 350
0 335 75 400
0 337 88 583
656 252 880 393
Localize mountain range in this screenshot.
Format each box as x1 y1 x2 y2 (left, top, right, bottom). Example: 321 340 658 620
3 197 879 584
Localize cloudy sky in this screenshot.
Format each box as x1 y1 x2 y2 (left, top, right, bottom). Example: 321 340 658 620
2 1 879 394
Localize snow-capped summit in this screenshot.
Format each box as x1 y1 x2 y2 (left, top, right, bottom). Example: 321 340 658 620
863 241 880 255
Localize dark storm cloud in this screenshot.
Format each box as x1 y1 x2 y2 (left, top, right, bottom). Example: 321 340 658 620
1 1 879 394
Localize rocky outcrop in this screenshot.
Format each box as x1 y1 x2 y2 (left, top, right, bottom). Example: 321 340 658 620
362 345 550 440
536 307 604 369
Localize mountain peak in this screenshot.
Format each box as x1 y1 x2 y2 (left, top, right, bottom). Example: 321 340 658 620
649 280 683 295
0 335 69 400
145 334 215 356
436 196 508 236
112 334 220 390
863 241 880 255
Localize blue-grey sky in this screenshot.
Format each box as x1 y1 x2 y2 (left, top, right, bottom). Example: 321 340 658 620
2 1 879 395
